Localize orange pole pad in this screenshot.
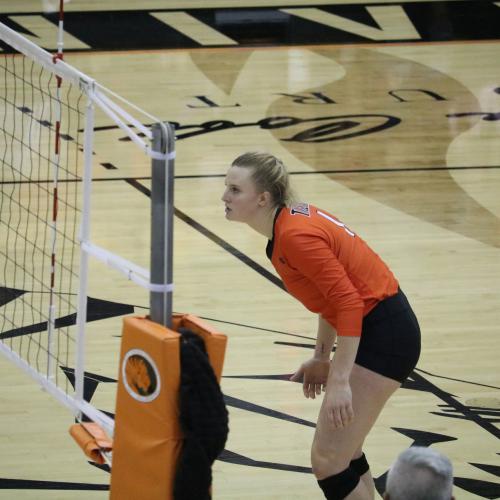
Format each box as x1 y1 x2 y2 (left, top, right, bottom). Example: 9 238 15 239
110 317 182 500
110 315 227 500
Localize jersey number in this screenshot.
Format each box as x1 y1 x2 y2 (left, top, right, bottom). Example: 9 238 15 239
317 210 356 237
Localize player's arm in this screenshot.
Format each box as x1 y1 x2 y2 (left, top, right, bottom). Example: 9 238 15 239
283 229 364 338
329 335 359 380
284 230 363 420
290 316 336 398
324 335 360 428
314 314 337 361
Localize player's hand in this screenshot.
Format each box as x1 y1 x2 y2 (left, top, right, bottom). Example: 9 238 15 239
289 358 330 399
323 381 354 428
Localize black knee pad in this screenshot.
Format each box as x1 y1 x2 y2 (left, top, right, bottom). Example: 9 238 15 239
350 453 369 476
317 467 360 500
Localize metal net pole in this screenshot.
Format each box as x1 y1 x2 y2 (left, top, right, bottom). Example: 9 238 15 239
150 122 175 327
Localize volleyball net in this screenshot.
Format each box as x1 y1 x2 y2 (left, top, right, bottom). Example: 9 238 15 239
0 21 174 441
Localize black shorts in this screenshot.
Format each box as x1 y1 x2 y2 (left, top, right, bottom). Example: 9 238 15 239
354 288 421 383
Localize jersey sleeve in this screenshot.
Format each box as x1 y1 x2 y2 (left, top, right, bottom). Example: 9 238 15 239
282 229 364 337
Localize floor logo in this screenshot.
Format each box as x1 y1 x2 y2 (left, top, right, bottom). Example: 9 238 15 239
122 349 160 402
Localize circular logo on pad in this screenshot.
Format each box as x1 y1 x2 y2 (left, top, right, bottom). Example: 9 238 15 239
122 349 161 402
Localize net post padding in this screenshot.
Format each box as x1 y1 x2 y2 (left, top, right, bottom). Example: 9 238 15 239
110 314 227 500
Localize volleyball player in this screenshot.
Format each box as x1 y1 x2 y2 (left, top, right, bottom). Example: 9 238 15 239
221 152 421 500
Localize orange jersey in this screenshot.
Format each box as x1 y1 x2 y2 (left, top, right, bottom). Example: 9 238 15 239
266 203 399 337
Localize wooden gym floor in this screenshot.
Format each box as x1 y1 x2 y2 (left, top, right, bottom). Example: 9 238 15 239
0 1 499 498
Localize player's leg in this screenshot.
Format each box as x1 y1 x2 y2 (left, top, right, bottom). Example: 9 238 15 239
312 364 400 499
313 288 421 499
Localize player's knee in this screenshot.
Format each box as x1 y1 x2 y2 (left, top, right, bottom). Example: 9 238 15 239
311 441 348 479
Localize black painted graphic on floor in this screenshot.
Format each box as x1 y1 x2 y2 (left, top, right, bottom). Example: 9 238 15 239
1 2 500 51
0 293 134 340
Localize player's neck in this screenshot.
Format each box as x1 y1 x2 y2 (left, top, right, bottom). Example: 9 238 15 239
248 206 278 240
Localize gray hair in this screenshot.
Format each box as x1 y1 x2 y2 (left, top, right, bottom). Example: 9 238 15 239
231 152 296 208
385 447 453 500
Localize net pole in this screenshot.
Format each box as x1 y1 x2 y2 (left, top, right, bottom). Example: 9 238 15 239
74 89 95 412
150 123 175 328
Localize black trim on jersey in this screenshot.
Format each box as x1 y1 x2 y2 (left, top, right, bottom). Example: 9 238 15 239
266 206 285 261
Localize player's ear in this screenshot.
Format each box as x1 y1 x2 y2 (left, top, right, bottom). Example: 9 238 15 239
258 191 272 207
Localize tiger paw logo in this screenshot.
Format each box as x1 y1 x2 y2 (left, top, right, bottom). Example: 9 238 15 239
122 349 161 402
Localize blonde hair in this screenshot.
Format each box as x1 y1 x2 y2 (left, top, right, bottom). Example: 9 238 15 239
231 152 296 207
